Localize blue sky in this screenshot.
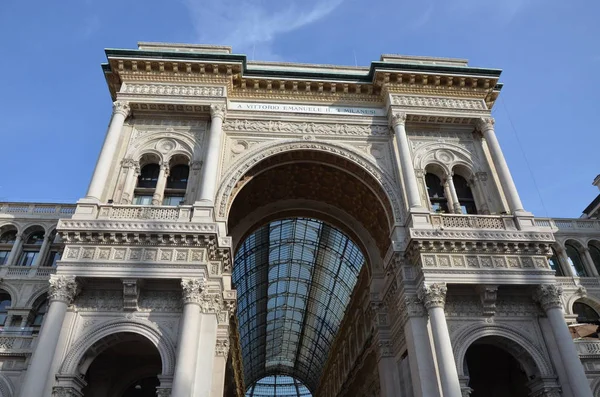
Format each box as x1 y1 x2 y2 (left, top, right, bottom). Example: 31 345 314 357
0 0 598 218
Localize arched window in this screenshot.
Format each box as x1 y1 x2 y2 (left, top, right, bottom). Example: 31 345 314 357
454 175 477 214
137 164 160 189
0 292 11 326
18 230 44 266
565 243 587 277
573 302 600 325
0 230 17 265
134 163 160 205
31 298 48 331
588 244 600 275
425 174 448 213
163 164 189 206
548 248 564 276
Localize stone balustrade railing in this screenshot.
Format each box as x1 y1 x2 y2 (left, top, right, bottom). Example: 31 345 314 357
0 266 56 279
0 203 76 218
430 214 514 230
0 333 35 355
575 339 600 357
534 218 600 233
96 205 193 221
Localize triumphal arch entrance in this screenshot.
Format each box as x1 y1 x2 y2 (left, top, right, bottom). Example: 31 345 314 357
14 42 594 397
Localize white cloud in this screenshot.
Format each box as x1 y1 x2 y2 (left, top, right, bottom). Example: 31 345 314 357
184 0 344 60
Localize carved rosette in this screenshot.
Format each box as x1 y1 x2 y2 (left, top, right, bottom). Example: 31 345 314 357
49 275 79 304
476 117 494 132
215 337 230 357
390 111 407 127
181 277 206 305
533 284 564 311
112 101 131 117
417 283 448 310
210 104 227 119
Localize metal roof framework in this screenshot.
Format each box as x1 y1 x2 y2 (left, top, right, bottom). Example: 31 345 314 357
233 218 365 394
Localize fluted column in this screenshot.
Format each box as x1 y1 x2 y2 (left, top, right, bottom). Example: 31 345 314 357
119 159 140 204
197 104 226 203
171 278 205 397
86 101 131 201
152 161 170 205
476 117 525 214
390 112 423 210
401 296 441 397
582 248 600 277
32 234 52 267
6 234 23 266
533 285 593 397
20 275 79 397
418 283 462 397
446 175 462 214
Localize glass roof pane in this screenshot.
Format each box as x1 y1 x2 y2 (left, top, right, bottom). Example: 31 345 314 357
233 218 365 391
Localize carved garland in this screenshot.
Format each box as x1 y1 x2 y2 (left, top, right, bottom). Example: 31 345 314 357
215 139 405 223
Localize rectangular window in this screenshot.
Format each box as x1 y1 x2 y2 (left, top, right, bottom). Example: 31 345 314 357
133 195 153 205
162 195 185 206
45 251 61 267
0 251 9 265
18 251 38 267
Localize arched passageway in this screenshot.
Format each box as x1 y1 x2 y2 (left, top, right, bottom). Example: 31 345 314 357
465 340 531 397
226 149 397 395
80 332 162 397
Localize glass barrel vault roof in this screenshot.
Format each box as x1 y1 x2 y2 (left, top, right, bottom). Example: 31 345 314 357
232 218 365 393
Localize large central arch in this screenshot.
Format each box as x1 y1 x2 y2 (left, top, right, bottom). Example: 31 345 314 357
223 144 399 394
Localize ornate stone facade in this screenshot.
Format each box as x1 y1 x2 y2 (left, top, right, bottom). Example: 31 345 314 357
0 42 598 397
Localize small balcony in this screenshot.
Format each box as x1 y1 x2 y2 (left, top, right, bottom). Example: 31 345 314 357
96 204 193 222
0 203 76 219
574 339 600 357
0 266 56 279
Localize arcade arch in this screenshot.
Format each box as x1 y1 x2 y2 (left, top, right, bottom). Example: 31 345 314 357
225 149 396 395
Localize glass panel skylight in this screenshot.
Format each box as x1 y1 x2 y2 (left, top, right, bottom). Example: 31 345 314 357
233 218 365 392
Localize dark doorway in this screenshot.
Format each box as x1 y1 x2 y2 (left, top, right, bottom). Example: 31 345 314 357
466 344 530 397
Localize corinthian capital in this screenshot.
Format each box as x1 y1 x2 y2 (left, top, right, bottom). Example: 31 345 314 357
417 283 448 310
476 117 494 132
390 111 407 127
210 104 227 119
533 284 563 311
49 275 80 304
181 277 206 304
112 101 131 117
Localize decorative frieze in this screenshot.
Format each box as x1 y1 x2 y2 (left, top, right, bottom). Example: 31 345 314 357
121 83 224 97
391 95 487 111
49 275 79 304
62 246 205 264
138 291 183 312
419 253 549 270
75 290 123 311
223 119 390 136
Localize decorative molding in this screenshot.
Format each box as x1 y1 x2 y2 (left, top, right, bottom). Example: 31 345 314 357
418 283 448 310
215 337 230 357
113 101 130 117
417 253 550 271
391 95 487 111
223 119 390 136
533 284 563 311
476 117 494 131
121 83 224 97
123 279 140 311
210 104 227 119
181 277 206 305
477 285 499 316
49 275 79 304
